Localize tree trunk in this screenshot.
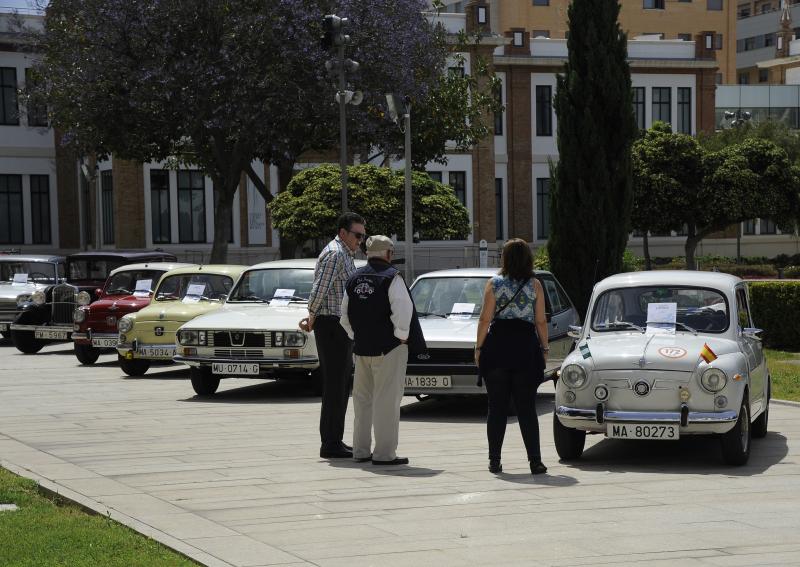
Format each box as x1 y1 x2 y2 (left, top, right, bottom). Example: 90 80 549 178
277 158 299 259
684 224 701 271
643 232 652 271
209 180 237 264
244 163 272 203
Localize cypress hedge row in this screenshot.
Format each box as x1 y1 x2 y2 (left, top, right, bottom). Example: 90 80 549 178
749 281 800 349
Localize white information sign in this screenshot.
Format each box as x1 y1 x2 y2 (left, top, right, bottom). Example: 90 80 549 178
182 283 206 303
449 303 476 320
133 279 153 297
12 273 28 286
270 288 295 306
647 302 677 335
274 288 295 298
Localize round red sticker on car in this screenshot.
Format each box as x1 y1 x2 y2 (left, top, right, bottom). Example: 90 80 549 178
658 347 687 359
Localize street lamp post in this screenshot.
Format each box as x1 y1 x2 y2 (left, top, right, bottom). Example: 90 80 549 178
386 94 414 283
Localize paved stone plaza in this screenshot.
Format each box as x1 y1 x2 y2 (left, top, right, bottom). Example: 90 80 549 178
1 341 799 566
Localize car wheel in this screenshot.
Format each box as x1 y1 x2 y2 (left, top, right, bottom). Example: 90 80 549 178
190 366 220 396
752 380 770 439
721 394 751 466
553 413 586 461
310 369 323 397
10 330 44 354
119 355 151 376
74 344 100 365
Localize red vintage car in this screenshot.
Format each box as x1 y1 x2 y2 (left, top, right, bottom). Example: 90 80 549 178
72 262 192 364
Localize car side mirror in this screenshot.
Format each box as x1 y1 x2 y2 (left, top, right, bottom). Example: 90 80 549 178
742 327 763 340
568 325 582 339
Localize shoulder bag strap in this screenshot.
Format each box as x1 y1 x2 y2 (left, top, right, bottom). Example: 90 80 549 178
494 280 528 318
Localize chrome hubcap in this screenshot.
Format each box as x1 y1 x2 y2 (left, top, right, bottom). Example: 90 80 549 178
741 404 749 451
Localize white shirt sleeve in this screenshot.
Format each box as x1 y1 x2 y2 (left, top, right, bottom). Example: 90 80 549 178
339 292 354 340
388 275 413 341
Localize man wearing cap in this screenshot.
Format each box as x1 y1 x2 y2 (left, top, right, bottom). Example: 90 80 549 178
340 235 424 466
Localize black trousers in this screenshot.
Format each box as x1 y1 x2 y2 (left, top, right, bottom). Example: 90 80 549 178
315 315 353 446
484 368 541 461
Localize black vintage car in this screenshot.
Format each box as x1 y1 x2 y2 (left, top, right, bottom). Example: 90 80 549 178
0 254 66 342
10 250 177 354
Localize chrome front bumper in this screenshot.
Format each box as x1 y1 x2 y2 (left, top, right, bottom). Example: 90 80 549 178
173 355 318 369
556 405 738 435
72 331 117 341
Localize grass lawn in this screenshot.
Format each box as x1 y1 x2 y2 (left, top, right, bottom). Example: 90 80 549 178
766 348 800 402
0 467 195 567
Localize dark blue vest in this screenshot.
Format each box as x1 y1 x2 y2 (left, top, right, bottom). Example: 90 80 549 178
345 259 402 356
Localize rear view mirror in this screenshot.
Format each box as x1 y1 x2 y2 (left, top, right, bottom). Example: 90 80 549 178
568 325 582 339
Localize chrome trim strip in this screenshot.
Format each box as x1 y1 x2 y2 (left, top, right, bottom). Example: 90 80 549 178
556 405 738 424
173 355 318 366
9 324 72 332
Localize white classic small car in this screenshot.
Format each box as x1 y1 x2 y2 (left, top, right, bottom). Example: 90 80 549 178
174 259 364 396
554 270 770 466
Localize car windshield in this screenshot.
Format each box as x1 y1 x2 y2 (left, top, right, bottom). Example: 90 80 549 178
591 286 729 334
0 261 57 284
154 273 234 302
227 268 314 302
410 276 486 317
103 270 166 296
68 259 126 281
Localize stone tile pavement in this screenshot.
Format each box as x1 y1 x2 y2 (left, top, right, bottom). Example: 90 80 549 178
1 342 799 566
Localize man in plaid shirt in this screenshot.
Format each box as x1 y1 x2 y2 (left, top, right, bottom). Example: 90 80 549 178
300 212 366 458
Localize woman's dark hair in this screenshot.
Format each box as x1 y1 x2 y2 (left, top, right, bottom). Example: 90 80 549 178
337 212 365 232
499 238 534 281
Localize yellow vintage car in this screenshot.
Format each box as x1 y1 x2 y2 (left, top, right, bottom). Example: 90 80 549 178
116 265 246 376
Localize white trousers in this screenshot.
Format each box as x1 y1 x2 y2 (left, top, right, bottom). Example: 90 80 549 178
352 344 408 461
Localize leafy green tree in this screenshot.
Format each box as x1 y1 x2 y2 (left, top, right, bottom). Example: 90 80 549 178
631 122 702 269
270 164 470 250
548 0 636 316
699 119 800 165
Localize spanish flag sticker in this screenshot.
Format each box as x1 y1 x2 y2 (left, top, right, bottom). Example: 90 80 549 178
700 342 717 364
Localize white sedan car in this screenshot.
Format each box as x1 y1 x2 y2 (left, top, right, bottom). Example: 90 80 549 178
554 270 770 466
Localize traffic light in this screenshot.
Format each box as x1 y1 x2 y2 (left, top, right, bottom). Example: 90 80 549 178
321 14 349 51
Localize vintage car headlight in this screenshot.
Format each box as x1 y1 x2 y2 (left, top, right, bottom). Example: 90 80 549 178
562 364 588 389
73 308 87 323
700 367 728 393
284 331 306 347
31 290 46 305
76 291 91 306
117 316 134 333
177 329 199 345
16 293 31 306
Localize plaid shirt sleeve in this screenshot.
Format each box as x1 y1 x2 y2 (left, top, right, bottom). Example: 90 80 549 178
307 247 343 317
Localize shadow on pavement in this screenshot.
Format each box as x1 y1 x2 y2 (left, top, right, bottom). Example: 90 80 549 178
122 367 190 380
562 431 789 476
325 458 444 477
181 379 318 404
495 472 578 486
400 392 555 424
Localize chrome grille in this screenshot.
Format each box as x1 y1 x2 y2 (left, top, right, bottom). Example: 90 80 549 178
212 331 270 348
0 298 17 322
51 284 77 325
411 348 474 365
214 348 264 359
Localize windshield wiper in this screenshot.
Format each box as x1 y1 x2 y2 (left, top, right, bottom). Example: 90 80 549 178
673 321 698 335
269 295 308 302
231 295 268 303
417 311 446 318
107 288 132 295
444 312 478 317
596 321 645 333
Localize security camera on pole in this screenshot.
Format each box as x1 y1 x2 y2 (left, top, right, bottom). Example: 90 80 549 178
322 14 362 213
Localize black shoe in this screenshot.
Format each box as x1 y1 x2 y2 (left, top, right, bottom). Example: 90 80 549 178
354 454 372 463
372 457 409 465
489 459 502 474
320 444 353 459
530 460 547 475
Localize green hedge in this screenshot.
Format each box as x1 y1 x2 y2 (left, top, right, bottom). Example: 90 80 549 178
749 281 800 349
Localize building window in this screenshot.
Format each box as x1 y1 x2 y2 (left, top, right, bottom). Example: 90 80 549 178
512 31 524 46
652 87 671 125
761 2 772 13
150 170 171 244
30 175 50 244
536 178 550 240
743 219 756 235
715 73 723 85
448 66 465 78
428 171 442 183
739 5 751 17
677 33 692 41
633 87 646 130
765 33 775 47
532 29 549 39
714 33 723 49
643 0 665 9
744 37 756 51
532 0 549 5
101 170 114 245
705 34 713 49
477 6 487 23
760 218 777 234
677 87 691 134
535 85 553 136
178 170 206 243
707 0 723 10
495 178 504 240
0 174 23 244
448 171 466 207
759 69 769 83
0 67 18 126
738 73 750 84
24 69 47 127
494 83 503 135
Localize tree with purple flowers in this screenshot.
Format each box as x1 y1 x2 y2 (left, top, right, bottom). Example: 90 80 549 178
27 0 497 261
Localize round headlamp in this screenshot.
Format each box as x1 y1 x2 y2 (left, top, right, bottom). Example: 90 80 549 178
700 367 728 393
562 364 588 389
16 294 31 307
31 290 46 305
117 316 133 333
76 291 91 306
73 308 87 323
285 331 306 347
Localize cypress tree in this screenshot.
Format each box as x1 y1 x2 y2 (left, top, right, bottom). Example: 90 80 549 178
547 0 636 318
